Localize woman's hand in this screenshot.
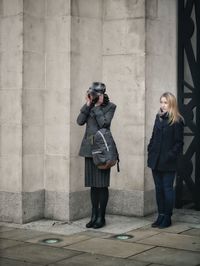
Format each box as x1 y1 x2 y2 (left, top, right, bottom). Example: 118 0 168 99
85 94 92 106
95 94 104 106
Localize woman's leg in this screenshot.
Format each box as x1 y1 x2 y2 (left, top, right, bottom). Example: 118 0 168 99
159 171 175 228
93 187 109 229
152 170 165 227
152 170 165 214
86 187 99 228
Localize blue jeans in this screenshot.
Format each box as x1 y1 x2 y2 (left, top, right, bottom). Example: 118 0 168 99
152 170 176 216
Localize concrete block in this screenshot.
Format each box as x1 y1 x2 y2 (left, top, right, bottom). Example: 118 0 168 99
22 155 44 191
44 91 69 126
45 155 69 191
0 191 22 223
144 189 156 215
146 20 175 56
22 190 44 222
45 16 70 54
23 52 45 89
0 125 22 155
157 0 177 21
103 18 145 55
0 0 23 16
23 125 44 155
45 190 69 220
103 54 145 93
111 88 145 126
46 0 70 17
46 53 70 90
69 190 90 220
71 16 102 55
71 0 102 18
0 52 22 89
144 167 154 191
0 156 22 192
23 0 45 17
22 90 44 126
24 14 44 53
45 125 69 155
69 156 85 192
1 15 23 52
104 0 145 20
114 125 144 158
111 155 144 191
146 0 158 19
146 54 177 91
0 90 22 125
108 189 144 216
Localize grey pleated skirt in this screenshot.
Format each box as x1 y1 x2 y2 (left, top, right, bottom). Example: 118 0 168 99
85 158 110 187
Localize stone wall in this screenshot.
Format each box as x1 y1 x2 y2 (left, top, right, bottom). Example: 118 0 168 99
0 0 178 223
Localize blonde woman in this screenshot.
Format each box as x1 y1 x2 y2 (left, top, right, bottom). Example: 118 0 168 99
147 92 184 228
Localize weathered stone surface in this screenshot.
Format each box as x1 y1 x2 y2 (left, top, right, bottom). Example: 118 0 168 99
26 232 91 247
131 246 200 266
0 243 81 264
66 238 154 258
49 253 148 266
138 232 200 252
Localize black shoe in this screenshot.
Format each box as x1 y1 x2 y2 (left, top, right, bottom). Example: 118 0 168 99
93 217 105 229
86 208 98 228
158 215 171 229
151 214 164 228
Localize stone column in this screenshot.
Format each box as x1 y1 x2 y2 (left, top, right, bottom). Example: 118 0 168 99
0 0 23 223
145 0 177 214
103 0 146 216
103 0 177 216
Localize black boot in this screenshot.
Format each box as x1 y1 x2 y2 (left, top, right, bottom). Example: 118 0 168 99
86 208 98 228
158 215 171 229
93 209 105 229
151 214 164 228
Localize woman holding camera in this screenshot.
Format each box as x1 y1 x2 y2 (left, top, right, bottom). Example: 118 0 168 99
147 92 184 228
77 82 116 229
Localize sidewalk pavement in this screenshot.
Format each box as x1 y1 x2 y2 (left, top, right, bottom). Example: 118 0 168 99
0 208 200 266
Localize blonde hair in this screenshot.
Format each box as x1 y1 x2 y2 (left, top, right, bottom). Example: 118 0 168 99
160 92 183 124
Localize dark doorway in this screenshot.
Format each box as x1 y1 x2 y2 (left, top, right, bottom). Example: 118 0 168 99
176 0 200 210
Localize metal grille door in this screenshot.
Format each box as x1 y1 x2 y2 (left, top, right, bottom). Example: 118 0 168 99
176 0 200 210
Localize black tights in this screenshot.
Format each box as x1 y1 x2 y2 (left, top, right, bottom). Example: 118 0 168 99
90 187 109 213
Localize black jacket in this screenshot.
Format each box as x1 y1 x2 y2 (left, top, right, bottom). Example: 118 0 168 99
147 113 184 171
77 102 116 157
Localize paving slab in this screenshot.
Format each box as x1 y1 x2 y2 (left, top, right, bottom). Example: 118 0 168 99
123 228 161 242
0 243 82 264
130 246 200 266
0 228 48 241
180 228 200 237
72 215 151 234
0 257 44 266
79 230 114 239
25 233 92 247
0 226 16 233
0 239 25 249
65 237 154 258
137 232 200 252
48 253 148 266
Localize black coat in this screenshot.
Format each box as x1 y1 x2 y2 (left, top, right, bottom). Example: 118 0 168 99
77 102 116 157
147 113 184 171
